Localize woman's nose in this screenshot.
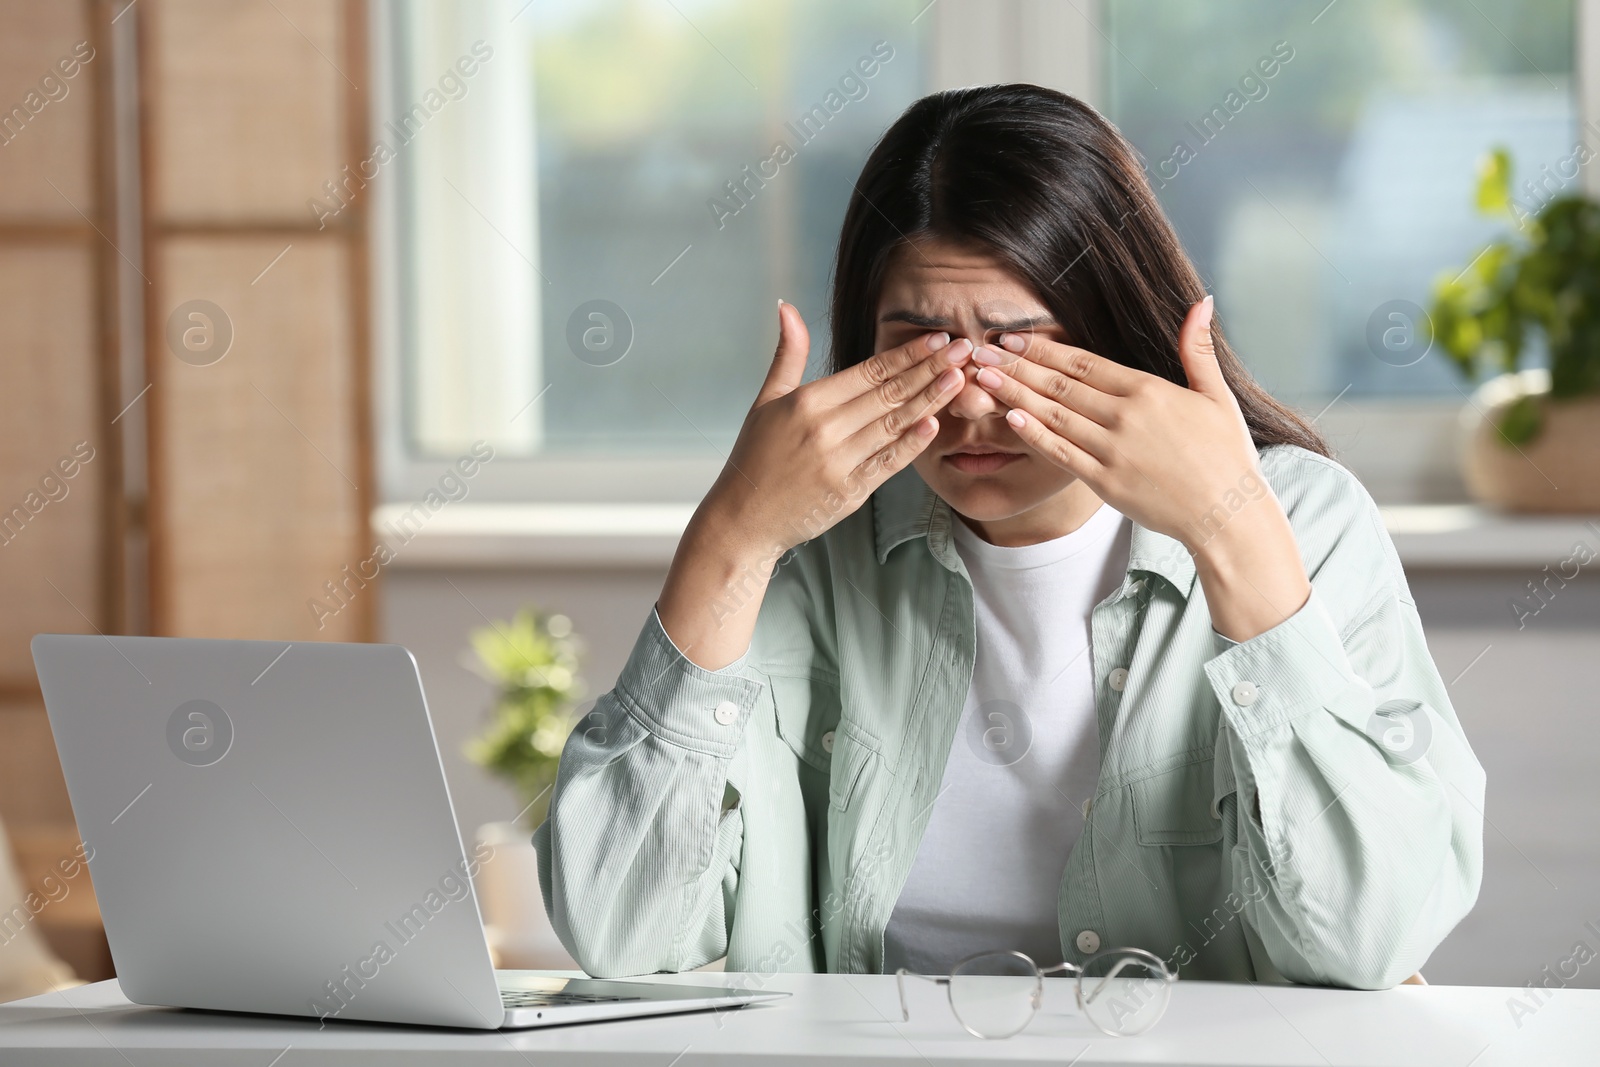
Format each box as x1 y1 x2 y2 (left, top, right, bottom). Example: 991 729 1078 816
945 345 1006 420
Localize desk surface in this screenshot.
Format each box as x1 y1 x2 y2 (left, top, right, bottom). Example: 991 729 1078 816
2 971 1595 1066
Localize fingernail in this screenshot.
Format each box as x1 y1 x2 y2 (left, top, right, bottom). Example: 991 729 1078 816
926 331 951 351
1199 294 1214 329
999 332 1025 352
917 417 937 437
973 346 1002 366
976 367 1002 388
939 367 961 390
1006 409 1026 428
945 337 973 361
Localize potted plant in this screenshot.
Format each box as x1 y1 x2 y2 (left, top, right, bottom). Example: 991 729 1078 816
1430 146 1600 512
462 608 584 969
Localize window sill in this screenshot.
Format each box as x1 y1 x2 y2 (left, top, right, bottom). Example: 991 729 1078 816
374 503 1600 571
374 502 697 569
1378 506 1600 569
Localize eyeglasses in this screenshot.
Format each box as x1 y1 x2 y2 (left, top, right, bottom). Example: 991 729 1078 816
896 947 1175 1039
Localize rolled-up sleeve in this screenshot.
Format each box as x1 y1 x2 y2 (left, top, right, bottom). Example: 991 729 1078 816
533 605 764 976
1204 482 1486 989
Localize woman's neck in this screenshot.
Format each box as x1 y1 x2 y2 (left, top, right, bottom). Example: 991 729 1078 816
955 481 1108 547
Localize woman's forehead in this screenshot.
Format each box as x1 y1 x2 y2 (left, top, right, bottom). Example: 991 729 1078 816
876 238 1050 326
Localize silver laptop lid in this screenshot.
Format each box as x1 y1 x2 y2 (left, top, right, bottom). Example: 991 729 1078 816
32 634 506 1029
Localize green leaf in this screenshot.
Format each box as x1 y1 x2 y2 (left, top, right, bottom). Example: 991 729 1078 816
1495 393 1543 446
1475 146 1513 217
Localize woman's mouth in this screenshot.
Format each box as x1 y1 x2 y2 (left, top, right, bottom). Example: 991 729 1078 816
943 450 1023 474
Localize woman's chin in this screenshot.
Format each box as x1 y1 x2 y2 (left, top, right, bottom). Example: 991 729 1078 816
914 452 1068 517
927 480 1049 523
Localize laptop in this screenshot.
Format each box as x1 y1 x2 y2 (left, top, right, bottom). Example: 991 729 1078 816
31 634 787 1030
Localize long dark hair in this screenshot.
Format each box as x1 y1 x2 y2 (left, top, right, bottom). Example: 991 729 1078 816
827 83 1330 457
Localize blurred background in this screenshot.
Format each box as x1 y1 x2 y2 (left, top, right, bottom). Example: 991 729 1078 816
2 0 1597 999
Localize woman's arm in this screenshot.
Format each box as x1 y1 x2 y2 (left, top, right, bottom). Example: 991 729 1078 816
658 300 967 669
533 603 767 976
536 303 967 975
969 300 1485 987
1202 459 1484 988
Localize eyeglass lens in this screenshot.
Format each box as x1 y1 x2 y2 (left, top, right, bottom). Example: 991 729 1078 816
1077 951 1171 1037
948 951 1041 1039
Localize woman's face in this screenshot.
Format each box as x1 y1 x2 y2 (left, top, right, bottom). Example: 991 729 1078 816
873 236 1080 525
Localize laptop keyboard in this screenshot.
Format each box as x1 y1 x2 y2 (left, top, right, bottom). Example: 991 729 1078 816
500 990 646 1008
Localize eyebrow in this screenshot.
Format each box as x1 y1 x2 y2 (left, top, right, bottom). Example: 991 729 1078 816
878 309 1058 331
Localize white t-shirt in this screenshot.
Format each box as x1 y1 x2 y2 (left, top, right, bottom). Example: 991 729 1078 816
881 502 1132 974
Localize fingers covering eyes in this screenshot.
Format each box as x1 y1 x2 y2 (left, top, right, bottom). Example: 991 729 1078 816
846 359 962 454
835 336 969 431
816 331 957 407
973 363 1115 466
996 331 1138 397
982 352 1117 427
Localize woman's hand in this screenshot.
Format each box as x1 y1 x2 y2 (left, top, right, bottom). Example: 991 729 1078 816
968 296 1250 546
969 296 1312 641
658 301 970 669
709 300 971 558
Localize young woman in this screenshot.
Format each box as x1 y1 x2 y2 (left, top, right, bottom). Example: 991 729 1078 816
533 84 1484 989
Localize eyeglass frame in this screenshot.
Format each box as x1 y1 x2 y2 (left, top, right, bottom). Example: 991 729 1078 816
895 946 1177 1039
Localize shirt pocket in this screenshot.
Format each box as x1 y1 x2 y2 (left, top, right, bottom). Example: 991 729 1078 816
767 669 839 774
826 720 878 814
1132 758 1224 846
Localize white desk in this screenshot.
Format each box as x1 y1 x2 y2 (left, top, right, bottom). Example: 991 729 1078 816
2 971 1596 1066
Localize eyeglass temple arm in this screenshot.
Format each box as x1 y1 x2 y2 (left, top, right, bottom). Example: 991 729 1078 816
894 969 950 1022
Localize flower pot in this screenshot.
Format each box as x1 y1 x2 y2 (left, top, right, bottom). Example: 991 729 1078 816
472 821 577 970
1460 369 1600 513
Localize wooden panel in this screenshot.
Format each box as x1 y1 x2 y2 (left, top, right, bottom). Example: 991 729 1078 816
146 0 347 224
7 824 113 982
0 244 104 681
0 0 96 221
0 699 73 826
8 825 99 928
152 235 366 641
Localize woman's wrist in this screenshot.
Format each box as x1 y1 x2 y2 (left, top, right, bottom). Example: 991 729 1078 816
657 500 780 671
686 491 790 574
1189 500 1310 643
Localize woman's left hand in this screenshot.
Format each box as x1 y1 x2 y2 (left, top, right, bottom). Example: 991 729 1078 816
969 296 1256 549
970 296 1312 640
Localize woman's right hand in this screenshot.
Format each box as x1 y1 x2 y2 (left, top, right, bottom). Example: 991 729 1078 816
656 300 971 669
707 299 971 560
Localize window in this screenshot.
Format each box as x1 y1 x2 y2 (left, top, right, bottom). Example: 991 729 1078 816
376 1 1588 506
1103 0 1577 406
376 0 930 501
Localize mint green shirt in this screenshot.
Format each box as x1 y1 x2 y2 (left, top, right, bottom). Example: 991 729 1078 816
533 445 1485 988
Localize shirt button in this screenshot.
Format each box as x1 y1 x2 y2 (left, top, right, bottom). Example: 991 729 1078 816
1108 667 1129 692
1130 579 1147 596
1076 929 1101 954
1231 682 1259 707
713 700 739 726
821 730 835 754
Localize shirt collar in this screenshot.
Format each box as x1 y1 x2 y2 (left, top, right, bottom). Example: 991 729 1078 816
870 467 1198 598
